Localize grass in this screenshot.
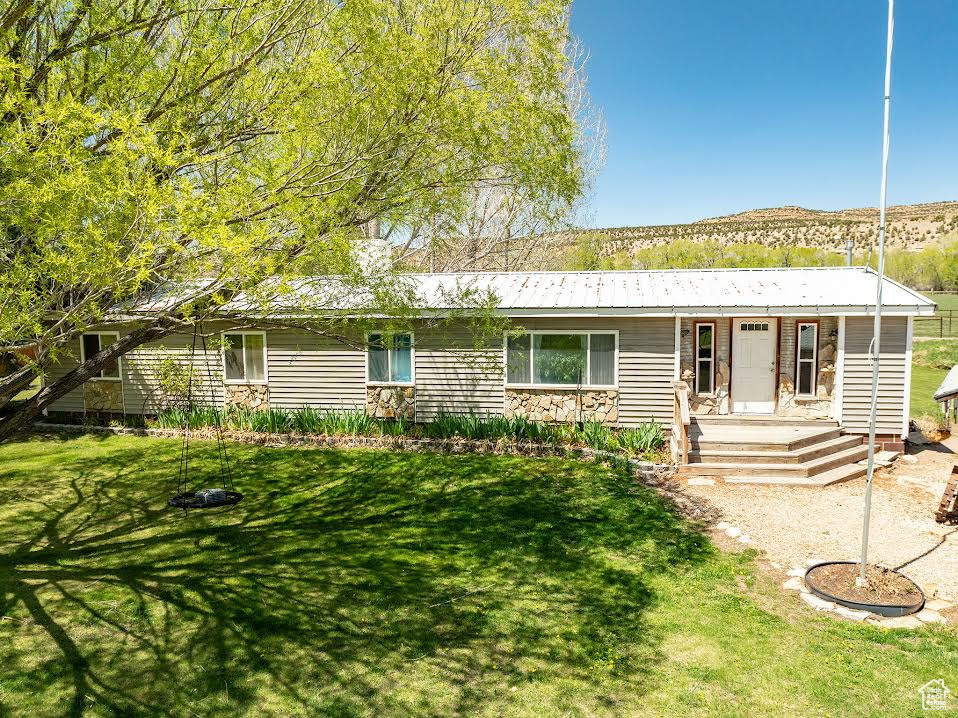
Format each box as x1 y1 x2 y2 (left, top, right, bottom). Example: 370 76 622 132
0 434 954 717
11 377 40 403
910 338 958 420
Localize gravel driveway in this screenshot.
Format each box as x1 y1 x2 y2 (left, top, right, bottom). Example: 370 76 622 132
680 437 958 599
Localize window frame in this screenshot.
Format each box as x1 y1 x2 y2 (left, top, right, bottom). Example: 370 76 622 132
80 332 122 382
503 330 619 389
221 331 269 385
694 321 716 396
365 331 416 386
795 321 818 398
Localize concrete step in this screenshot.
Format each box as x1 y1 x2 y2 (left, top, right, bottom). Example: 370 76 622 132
809 462 869 486
690 427 844 453
691 415 839 427
689 435 864 465
681 444 871 479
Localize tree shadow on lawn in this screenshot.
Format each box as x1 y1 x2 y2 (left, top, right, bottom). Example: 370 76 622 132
0 436 713 717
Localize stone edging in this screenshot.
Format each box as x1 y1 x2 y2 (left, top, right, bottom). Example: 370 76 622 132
31 422 668 477
714 521 953 628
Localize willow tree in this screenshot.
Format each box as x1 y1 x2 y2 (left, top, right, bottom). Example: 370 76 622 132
0 0 584 440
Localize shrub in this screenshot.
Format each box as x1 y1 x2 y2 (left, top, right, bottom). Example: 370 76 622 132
581 420 615 452
616 421 666 458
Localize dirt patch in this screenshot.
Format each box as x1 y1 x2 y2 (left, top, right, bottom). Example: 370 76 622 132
806 563 922 606
679 437 958 599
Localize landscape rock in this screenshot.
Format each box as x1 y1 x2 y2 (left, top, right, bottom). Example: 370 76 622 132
724 526 742 538
787 567 806 577
800 592 836 611
880 615 923 629
782 577 805 592
716 521 731 531
916 609 947 624
835 606 873 622
925 598 953 612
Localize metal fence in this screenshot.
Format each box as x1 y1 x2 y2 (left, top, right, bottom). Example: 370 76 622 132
914 310 958 338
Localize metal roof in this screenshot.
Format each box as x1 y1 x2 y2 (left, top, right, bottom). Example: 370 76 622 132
126 266 936 318
934 365 958 402
386 266 935 316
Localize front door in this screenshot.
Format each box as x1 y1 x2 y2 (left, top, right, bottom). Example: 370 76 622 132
731 318 778 414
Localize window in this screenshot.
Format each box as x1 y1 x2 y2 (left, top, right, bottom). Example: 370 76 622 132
506 332 616 387
80 333 121 380
796 322 818 396
695 323 715 395
367 332 413 384
223 333 266 383
740 322 769 332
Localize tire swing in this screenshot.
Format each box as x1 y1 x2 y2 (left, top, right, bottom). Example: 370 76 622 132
168 323 243 510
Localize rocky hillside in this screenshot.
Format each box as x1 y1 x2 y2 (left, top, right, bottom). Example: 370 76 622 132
574 201 958 259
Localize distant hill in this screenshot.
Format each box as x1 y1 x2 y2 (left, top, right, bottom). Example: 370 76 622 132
568 201 958 259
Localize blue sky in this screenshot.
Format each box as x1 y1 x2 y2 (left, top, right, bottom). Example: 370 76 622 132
570 1 958 227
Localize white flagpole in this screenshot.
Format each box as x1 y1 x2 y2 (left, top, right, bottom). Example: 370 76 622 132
858 0 895 586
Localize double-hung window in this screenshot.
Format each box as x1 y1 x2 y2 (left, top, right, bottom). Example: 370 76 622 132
223 333 267 383
695 323 715 395
367 332 413 384
506 331 616 387
796 322 818 397
81 332 121 380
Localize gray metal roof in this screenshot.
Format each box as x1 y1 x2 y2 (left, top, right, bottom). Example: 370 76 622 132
934 365 958 402
127 266 936 318
388 266 934 316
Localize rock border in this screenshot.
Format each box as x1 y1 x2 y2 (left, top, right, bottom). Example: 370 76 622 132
30 422 668 479
714 521 953 627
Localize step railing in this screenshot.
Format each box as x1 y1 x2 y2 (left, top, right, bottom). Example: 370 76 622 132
671 380 690 465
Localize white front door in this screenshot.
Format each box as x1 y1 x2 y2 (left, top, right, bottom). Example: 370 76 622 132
731 318 778 414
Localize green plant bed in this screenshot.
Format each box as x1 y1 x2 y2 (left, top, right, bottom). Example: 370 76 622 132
0 435 955 716
143 407 668 461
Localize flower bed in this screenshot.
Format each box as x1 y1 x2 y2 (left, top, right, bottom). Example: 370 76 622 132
43 407 670 463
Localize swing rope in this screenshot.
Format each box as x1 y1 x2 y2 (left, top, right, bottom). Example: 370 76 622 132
168 322 242 510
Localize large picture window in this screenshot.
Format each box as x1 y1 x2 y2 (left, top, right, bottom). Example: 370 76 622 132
695 323 715 395
796 322 818 397
367 332 413 384
506 332 616 387
223 333 266 383
81 332 121 380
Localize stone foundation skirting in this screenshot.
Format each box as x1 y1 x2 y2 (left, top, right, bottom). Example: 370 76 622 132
505 389 618 425
83 381 124 413
366 385 415 420
225 384 269 410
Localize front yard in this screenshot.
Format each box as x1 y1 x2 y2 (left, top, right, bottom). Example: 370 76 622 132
0 434 954 717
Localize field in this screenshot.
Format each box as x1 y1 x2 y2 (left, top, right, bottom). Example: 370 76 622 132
910 338 958 419
0 434 954 717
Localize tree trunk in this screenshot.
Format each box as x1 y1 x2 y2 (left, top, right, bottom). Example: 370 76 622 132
0 364 41 410
0 323 173 443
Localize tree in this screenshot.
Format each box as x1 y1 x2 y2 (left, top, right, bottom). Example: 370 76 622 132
0 0 584 441
392 37 605 272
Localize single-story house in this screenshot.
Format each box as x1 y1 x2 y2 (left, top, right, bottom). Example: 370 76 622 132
44 266 933 478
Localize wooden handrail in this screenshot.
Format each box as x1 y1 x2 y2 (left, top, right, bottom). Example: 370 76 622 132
672 380 691 465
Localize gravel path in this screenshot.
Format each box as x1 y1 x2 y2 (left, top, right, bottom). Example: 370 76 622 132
681 438 958 599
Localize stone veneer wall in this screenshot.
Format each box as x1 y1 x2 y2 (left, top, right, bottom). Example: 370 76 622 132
366 385 415 420
505 389 618 425
83 381 124 413
225 383 270 410
680 318 731 415
777 317 837 419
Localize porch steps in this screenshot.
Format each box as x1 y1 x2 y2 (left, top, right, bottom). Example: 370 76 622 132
680 416 870 487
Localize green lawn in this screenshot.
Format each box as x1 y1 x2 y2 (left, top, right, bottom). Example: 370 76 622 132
0 435 954 717
911 338 958 419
